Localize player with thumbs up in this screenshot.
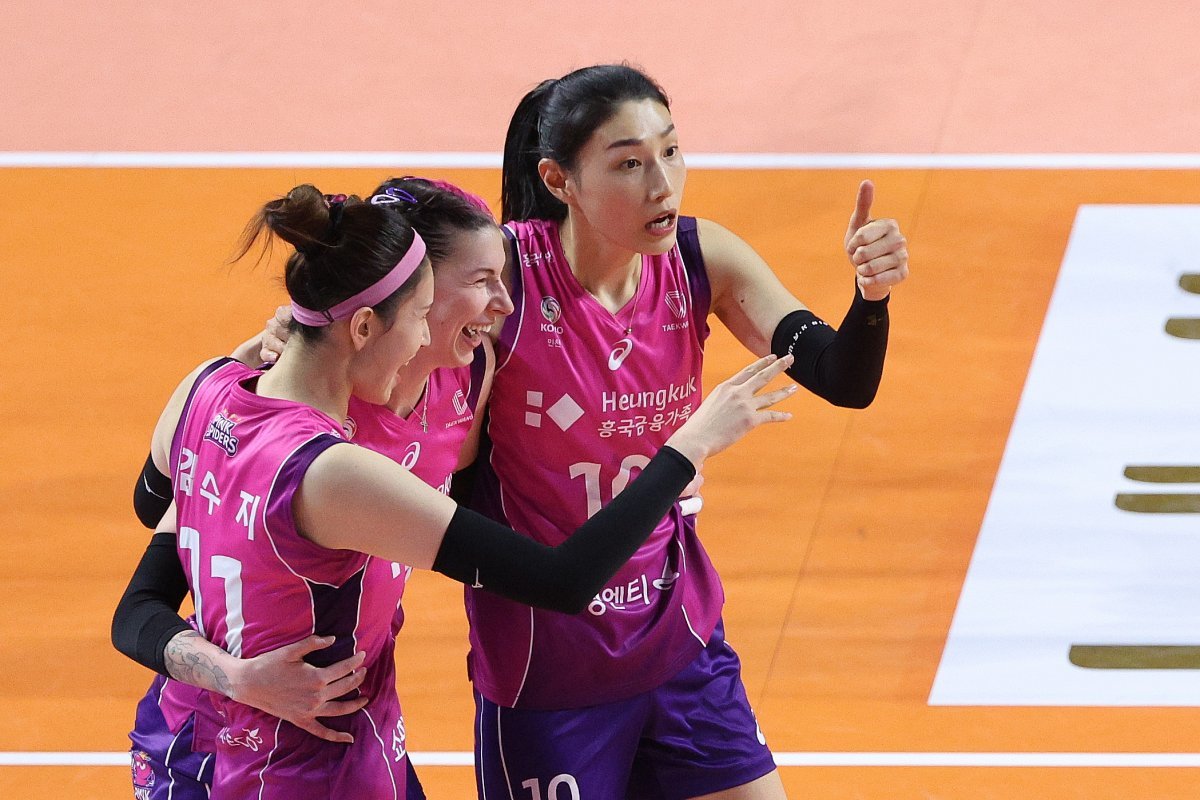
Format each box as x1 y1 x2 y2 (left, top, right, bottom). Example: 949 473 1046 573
443 64 911 800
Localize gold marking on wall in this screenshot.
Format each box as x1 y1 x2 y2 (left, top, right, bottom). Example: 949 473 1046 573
1114 493 1200 513
1164 317 1200 339
1124 465 1200 483
1180 273 1200 294
1069 645 1200 669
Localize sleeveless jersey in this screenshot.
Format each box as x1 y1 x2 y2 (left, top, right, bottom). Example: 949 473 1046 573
346 345 487 496
169 358 411 798
467 216 725 709
140 349 487 794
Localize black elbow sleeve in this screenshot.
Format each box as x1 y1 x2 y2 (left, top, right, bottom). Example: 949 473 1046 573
112 531 192 676
133 453 173 528
771 291 889 408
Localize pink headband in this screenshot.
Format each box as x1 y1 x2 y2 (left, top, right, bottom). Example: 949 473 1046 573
291 232 427 327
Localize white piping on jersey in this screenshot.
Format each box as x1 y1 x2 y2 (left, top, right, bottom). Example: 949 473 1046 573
171 359 230 490
349 558 367 720
509 607 536 707
259 435 349 648
475 698 489 800
481 317 535 708
361 707 400 800
496 705 518 800
163 725 184 800
681 606 705 647
494 224 525 374
198 752 213 795
675 227 707 352
676 540 707 646
261 435 350 589
256 718 284 800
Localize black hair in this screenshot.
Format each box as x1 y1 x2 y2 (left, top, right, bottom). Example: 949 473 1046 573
236 184 429 338
501 64 670 223
367 177 497 268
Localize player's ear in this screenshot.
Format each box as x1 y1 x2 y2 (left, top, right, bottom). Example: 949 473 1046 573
348 307 375 351
539 158 571 205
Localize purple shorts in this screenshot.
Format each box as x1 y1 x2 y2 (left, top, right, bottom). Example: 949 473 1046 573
474 621 775 800
129 675 426 800
129 676 215 800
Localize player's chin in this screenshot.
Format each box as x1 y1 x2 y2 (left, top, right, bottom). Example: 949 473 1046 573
637 230 678 256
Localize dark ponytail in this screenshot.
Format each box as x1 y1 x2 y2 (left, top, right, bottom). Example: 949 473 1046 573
501 79 562 224
237 184 427 337
500 65 670 224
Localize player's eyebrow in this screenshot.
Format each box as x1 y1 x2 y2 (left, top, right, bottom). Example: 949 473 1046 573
606 125 676 150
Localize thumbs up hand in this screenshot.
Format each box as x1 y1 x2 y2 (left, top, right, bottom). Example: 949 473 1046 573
843 180 908 302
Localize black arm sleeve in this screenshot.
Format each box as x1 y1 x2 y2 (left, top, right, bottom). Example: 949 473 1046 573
134 453 173 528
432 446 695 614
770 290 890 408
111 531 192 676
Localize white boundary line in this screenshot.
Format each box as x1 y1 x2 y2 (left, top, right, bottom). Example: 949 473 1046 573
1 152 1199 169
4 751 1200 768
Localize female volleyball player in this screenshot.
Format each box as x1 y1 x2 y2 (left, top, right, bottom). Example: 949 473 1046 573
459 64 909 800
116 177 512 799
114 181 795 798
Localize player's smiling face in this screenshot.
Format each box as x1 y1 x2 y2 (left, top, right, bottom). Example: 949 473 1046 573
425 226 512 368
560 99 686 256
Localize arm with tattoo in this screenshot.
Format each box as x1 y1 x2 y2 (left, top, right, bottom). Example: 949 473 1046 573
113 528 371 743
163 630 235 697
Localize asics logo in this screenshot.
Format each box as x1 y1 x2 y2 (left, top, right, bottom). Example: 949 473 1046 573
608 338 634 370
399 442 421 470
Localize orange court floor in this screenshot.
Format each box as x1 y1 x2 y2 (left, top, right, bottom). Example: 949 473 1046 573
1 166 1199 799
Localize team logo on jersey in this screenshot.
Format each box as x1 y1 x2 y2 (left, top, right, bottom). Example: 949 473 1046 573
131 750 155 793
608 338 634 370
665 290 687 319
525 390 585 431
452 389 470 416
203 411 240 456
342 415 358 439
540 296 562 324
217 726 264 751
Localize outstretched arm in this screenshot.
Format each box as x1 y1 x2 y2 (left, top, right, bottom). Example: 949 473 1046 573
302 355 798 613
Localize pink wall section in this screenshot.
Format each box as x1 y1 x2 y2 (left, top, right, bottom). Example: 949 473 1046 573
4 0 1198 153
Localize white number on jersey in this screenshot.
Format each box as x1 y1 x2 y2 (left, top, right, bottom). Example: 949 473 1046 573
521 774 581 800
177 527 247 657
568 454 653 518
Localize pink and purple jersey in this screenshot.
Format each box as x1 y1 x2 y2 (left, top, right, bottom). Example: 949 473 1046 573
169 358 411 798
133 351 486 798
467 216 724 709
346 345 486 496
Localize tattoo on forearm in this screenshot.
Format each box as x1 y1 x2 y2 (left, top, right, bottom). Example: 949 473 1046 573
164 631 233 696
